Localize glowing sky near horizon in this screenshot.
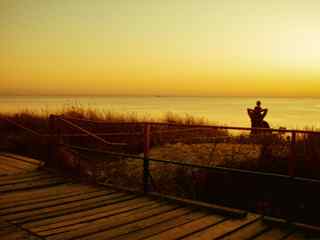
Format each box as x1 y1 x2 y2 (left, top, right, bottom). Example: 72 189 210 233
1 0 320 97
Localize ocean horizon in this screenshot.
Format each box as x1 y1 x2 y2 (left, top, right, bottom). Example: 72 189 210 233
1 96 320 130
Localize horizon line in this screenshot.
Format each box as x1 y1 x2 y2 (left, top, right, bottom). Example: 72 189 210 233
1 94 320 99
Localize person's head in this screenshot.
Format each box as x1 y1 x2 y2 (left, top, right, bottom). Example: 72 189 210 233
256 100 261 107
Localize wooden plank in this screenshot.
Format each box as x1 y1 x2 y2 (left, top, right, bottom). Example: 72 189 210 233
0 220 38 240
283 232 306 240
0 167 8 173
27 197 162 231
0 164 19 172
182 213 260 240
0 173 58 186
78 207 196 240
46 203 180 240
282 231 320 240
0 225 17 236
141 214 226 240
0 154 38 166
0 168 11 176
0 184 96 203
0 156 39 169
0 186 102 210
253 227 294 240
0 158 31 170
149 192 247 218
9 193 137 224
4 192 128 221
0 162 37 174
0 158 37 172
35 200 165 237
0 170 47 181
0 176 67 193
222 220 270 240
2 153 42 165
112 210 207 240
0 190 114 216
0 183 94 204
0 162 21 173
0 231 30 240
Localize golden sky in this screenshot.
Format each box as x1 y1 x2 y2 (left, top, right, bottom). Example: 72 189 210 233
1 0 320 97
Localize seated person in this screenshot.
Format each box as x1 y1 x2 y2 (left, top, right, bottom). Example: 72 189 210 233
247 100 268 128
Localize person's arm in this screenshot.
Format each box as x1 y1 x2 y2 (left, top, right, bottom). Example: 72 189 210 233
261 108 268 118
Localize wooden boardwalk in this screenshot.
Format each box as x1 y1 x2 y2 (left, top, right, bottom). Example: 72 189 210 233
0 152 43 176
0 153 319 240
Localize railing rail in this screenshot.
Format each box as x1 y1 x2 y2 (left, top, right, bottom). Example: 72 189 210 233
0 116 43 137
56 116 127 146
65 144 320 184
2 114 320 192
56 115 320 135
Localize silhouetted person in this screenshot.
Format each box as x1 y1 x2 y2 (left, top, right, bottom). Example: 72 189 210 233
247 101 270 132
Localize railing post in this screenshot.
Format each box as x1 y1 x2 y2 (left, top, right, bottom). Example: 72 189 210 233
48 115 56 166
288 132 296 176
143 123 151 193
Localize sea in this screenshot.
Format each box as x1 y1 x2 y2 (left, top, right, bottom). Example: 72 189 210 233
1 96 320 130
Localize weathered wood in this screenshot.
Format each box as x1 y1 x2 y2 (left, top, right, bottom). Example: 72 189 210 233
0 177 67 193
0 153 42 176
46 204 180 240
113 210 207 240
0 187 101 210
0 162 21 173
6 193 134 223
149 192 247 218
36 201 165 237
222 220 270 239
28 197 162 232
284 232 308 240
182 213 260 240
0 170 46 181
0 225 17 235
0 220 39 240
0 190 114 216
79 207 195 240
253 227 294 240
144 214 226 240
4 193 129 220
0 173 58 186
0 157 35 170
0 155 39 168
0 183 92 204
2 153 42 165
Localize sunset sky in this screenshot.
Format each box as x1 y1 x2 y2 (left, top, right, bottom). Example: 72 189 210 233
1 0 320 97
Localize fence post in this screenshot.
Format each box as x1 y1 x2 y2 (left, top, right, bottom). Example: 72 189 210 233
48 115 56 166
143 123 151 193
288 132 296 176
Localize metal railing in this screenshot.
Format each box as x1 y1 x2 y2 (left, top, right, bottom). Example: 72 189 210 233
1 114 320 191
43 115 320 192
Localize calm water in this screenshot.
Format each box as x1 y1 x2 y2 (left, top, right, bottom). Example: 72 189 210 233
1 96 320 130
